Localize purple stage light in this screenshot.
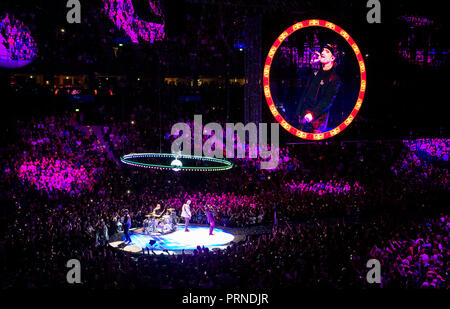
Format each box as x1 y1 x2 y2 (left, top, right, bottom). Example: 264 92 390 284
0 14 37 68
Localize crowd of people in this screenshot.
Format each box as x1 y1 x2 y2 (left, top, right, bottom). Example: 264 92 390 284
5 116 106 197
0 110 447 289
403 138 449 163
1 1 249 74
0 14 37 62
17 158 98 195
165 192 267 227
101 81 243 159
0 0 447 291
102 0 165 44
368 215 449 288
391 141 449 192
284 179 365 196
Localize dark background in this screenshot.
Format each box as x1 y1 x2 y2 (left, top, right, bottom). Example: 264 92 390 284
0 0 448 145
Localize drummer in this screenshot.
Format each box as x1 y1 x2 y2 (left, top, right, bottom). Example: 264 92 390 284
148 203 163 233
151 203 165 218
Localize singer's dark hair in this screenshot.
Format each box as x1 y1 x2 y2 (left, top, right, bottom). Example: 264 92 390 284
322 43 340 67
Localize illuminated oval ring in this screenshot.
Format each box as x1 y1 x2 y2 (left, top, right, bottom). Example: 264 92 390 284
120 153 233 172
263 19 366 140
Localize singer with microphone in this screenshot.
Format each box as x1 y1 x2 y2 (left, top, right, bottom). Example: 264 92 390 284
295 43 342 133
204 203 216 236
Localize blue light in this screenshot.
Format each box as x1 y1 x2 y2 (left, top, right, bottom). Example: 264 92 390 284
233 42 247 50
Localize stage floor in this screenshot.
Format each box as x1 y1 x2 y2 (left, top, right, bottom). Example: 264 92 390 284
109 224 236 254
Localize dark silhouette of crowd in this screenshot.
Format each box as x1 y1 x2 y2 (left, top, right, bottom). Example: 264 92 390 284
0 0 448 291
0 110 448 289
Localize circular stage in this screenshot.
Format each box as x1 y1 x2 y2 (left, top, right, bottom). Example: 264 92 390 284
109 224 238 254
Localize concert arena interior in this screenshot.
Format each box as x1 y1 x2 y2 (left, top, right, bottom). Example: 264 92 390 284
0 0 448 299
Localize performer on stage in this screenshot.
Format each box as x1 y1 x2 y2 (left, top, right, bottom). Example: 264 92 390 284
295 43 341 133
121 209 132 243
151 203 165 218
204 204 216 236
168 208 179 226
181 199 192 232
143 215 151 234
149 203 164 232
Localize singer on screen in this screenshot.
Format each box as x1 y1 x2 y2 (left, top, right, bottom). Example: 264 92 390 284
295 43 342 133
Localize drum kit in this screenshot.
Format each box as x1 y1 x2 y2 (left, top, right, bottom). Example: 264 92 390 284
142 208 178 235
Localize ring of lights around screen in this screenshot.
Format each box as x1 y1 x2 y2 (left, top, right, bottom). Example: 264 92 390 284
120 153 233 171
263 19 366 140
